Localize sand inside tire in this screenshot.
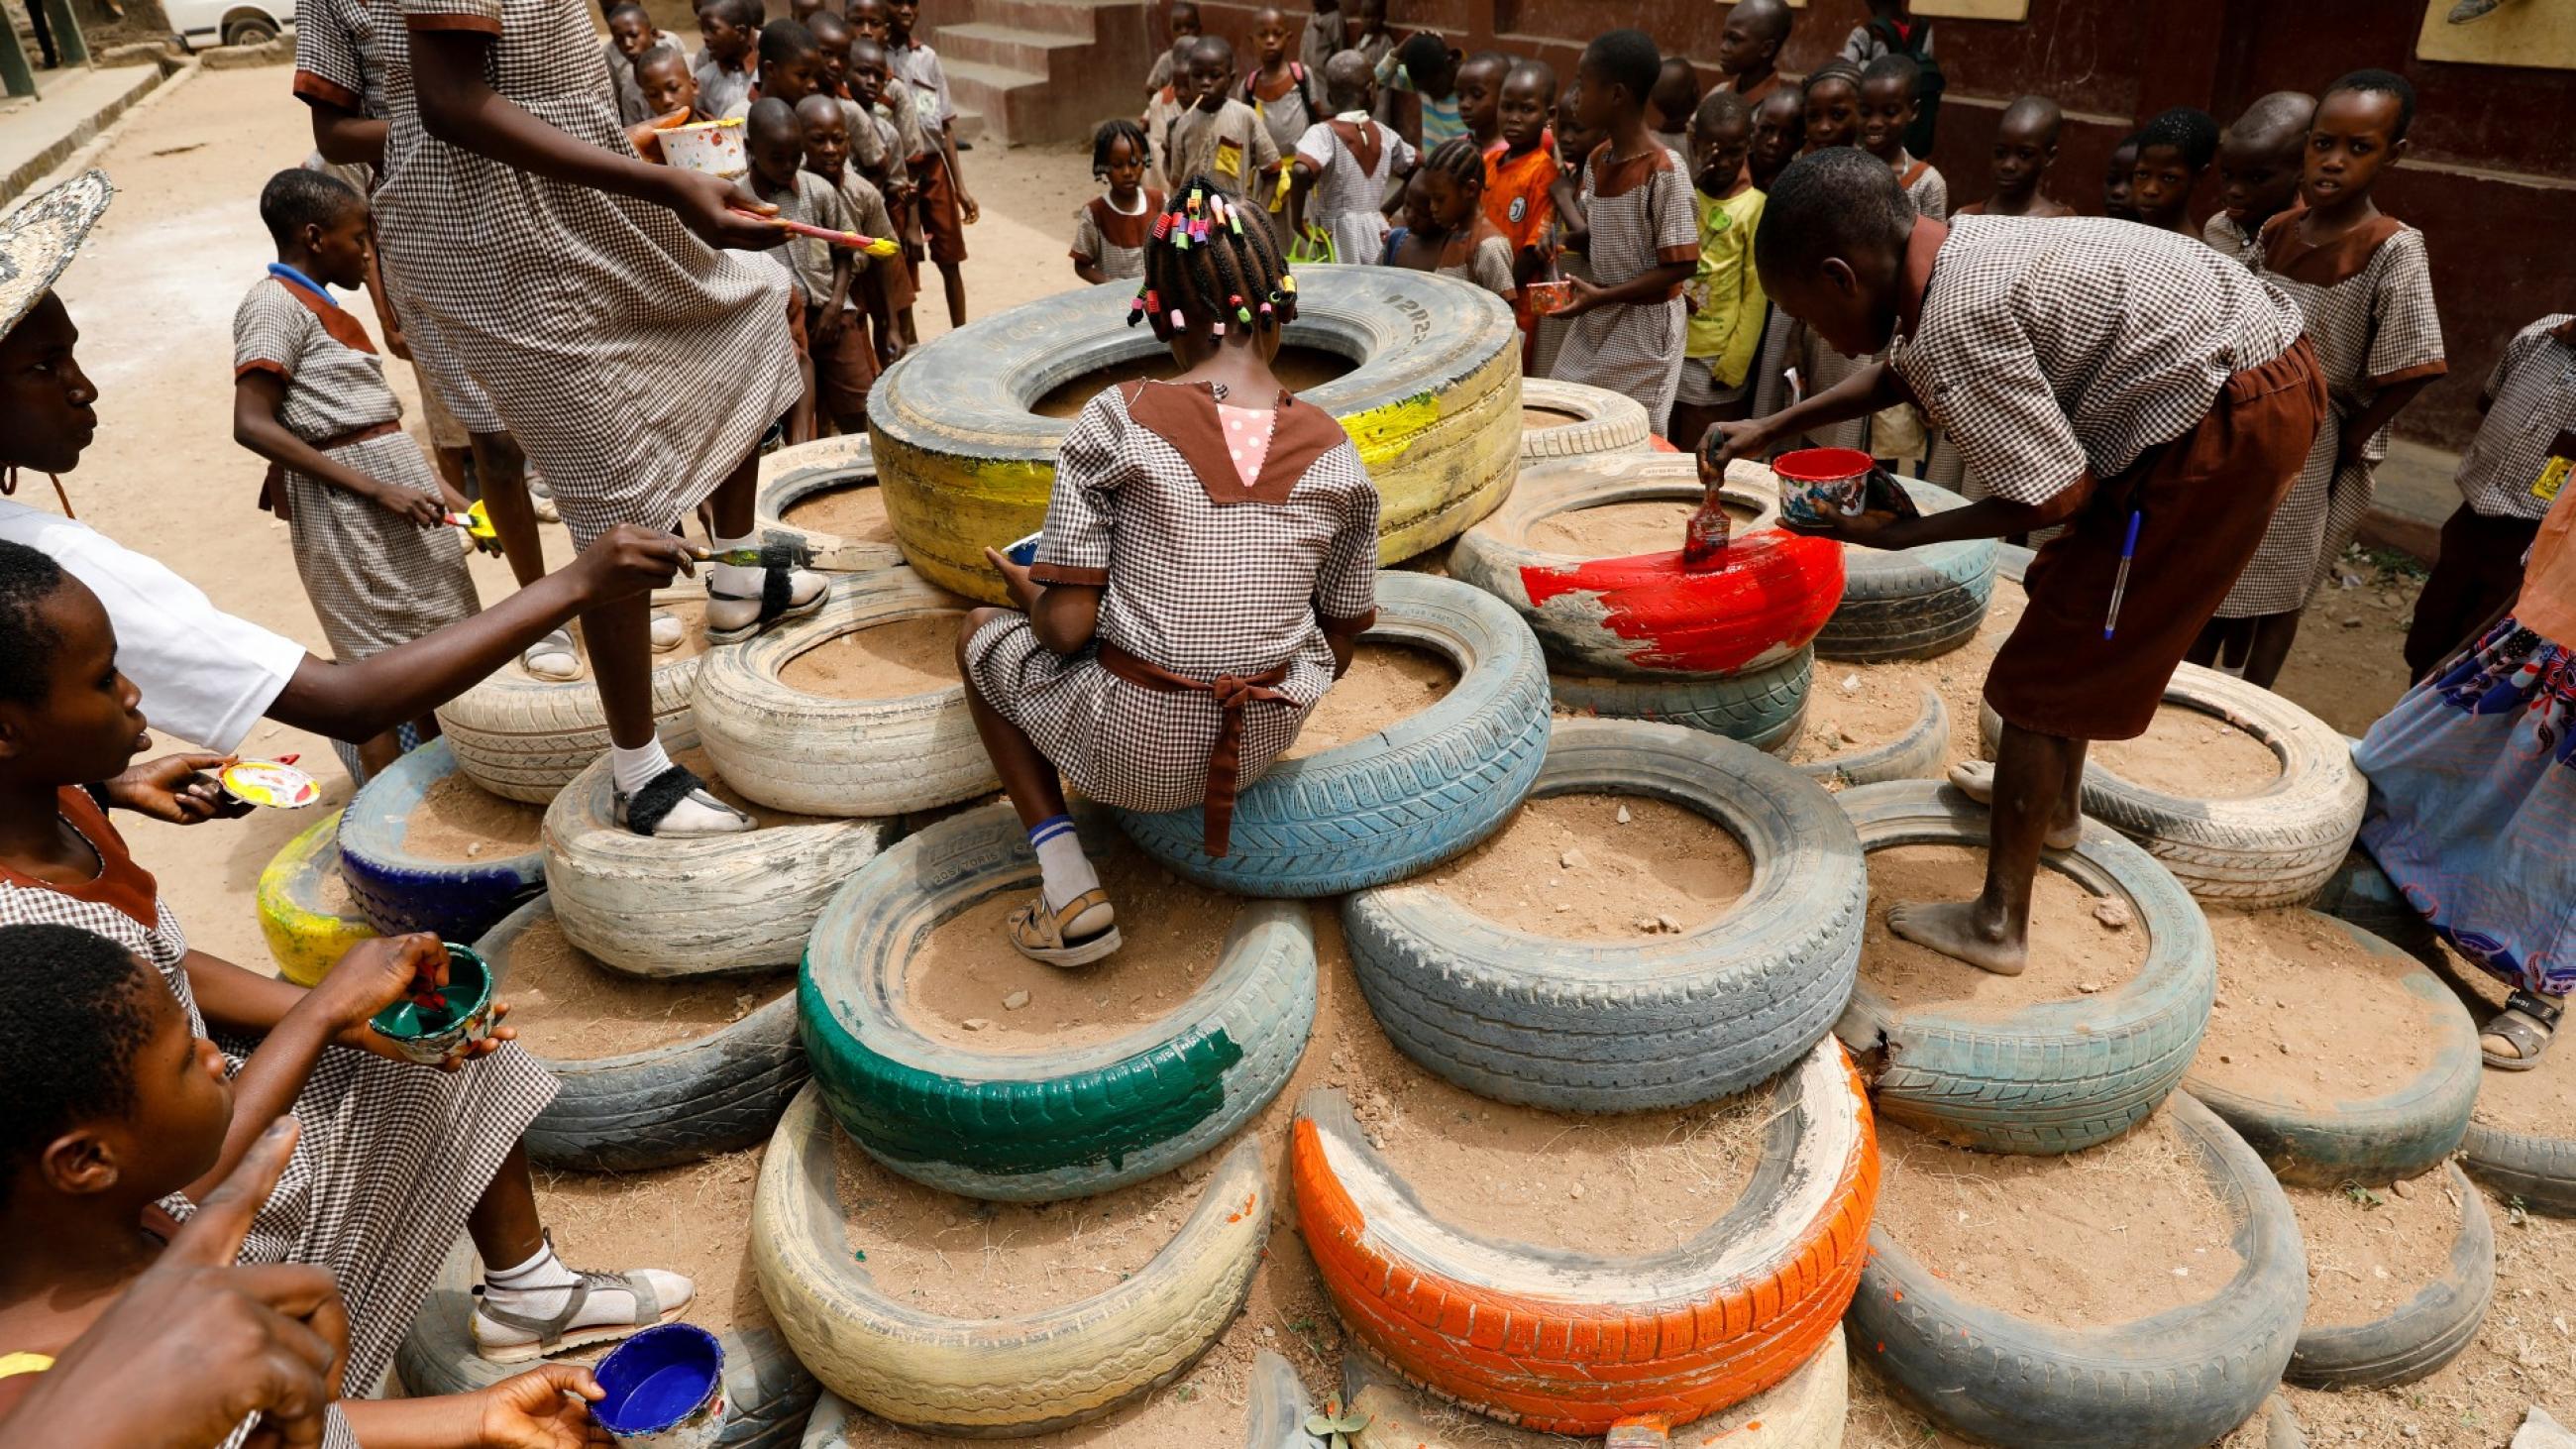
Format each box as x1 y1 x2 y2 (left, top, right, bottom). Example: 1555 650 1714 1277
404 771 546 862
494 909 792 1059
2093 702 2284 798
781 481 896 543
1524 497 1762 558
777 613 964 701
1412 792 1754 938
1522 404 1584 431
2287 1167 2465 1327
1279 643 1455 758
2192 910 2446 1111
1788 577 2029 774
1872 1108 2242 1327
1859 842 2147 1013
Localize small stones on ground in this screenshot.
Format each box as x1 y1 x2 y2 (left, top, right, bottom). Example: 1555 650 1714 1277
961 1017 991 1031
465 841 483 857
1655 914 1680 933
1568 1182 1586 1200
1836 726 1861 744
2094 898 2133 930
1615 804 1632 825
2077 980 2102 994
1841 673 1862 693
1559 847 1585 869
1002 989 1030 1011
1634 916 1660 934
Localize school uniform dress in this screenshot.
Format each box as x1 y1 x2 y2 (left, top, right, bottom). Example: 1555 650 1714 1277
1434 213 1520 299
2202 211 2263 271
1888 214 2325 740
0 790 554 1394
366 0 801 550
1294 115 1409 265
890 39 970 266
2217 213 2446 618
1894 151 1948 221
1143 82 1189 194
290 0 507 438
1167 98 1280 203
963 381 1379 853
233 270 480 664
1675 184 1766 410
1549 141 1699 435
1244 66 1314 238
1070 188 1162 281
2404 313 2576 677
1715 70 1779 103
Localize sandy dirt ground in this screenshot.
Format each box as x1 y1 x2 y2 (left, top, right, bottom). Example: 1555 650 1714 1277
33 60 2568 1449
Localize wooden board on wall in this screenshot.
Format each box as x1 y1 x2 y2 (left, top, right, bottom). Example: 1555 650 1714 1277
2415 0 2576 71
1915 0 2031 17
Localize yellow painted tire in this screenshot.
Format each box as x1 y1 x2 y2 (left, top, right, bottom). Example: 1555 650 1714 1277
256 809 376 987
753 433 907 574
751 1084 1269 1435
868 267 1523 604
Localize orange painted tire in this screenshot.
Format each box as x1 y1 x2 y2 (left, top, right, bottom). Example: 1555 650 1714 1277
1290 1038 1877 1436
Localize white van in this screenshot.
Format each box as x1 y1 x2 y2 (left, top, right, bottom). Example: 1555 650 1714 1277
164 0 293 50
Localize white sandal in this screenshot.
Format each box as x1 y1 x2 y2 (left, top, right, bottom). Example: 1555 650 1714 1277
521 627 581 682
648 609 686 653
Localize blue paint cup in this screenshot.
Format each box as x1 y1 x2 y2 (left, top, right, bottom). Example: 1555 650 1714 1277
591 1323 726 1446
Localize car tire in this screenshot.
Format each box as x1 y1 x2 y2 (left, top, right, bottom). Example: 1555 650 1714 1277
1343 718 1864 1112
1518 379 1652 462
433 589 707 804
336 737 547 945
752 434 908 573
2461 1118 2576 1216
2288 1162 2494 1391
1114 572 1552 898
1549 648 1811 753
1790 685 1950 788
870 267 1522 604
1834 780 2216 1154
256 808 376 988
1813 478 1995 663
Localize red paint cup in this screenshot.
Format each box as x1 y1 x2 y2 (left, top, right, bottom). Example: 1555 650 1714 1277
1772 447 1874 528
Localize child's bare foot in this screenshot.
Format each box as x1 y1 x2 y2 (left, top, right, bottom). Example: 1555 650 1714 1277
1888 900 2028 976
1947 761 2082 850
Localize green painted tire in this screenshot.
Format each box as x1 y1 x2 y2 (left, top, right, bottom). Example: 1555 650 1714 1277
799 803 1318 1201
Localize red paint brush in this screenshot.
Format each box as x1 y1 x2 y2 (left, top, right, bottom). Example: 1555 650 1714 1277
736 209 902 256
1679 495 1733 571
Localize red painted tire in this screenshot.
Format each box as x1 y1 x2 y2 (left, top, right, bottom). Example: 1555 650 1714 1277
1290 1038 1877 1436
1450 453 1845 679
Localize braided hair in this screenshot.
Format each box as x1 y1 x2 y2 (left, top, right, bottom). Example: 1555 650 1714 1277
1129 172 1298 345
1422 136 1487 196
1091 117 1148 178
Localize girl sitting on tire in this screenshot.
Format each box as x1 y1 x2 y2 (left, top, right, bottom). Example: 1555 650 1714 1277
958 175 1380 966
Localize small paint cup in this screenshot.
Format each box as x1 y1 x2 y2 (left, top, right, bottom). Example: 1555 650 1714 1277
1771 447 1876 529
591 1323 727 1447
658 118 747 179
367 943 495 1066
221 759 321 810
1522 279 1573 317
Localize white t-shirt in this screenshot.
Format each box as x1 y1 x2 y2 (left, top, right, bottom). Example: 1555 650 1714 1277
0 500 308 753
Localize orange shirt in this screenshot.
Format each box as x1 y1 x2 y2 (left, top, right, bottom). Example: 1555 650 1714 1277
1482 136 1556 269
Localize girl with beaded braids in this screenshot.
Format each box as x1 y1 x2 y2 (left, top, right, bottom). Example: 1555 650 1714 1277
958 177 1381 966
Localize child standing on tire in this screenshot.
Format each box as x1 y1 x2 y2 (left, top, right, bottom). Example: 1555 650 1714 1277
957 176 1379 966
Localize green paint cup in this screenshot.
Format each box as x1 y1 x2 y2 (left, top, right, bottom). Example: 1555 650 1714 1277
368 943 494 1065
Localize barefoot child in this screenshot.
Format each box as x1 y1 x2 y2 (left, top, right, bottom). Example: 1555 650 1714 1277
1703 148 2322 976
231 170 480 779
1669 92 1766 448
1650 56 1701 159
1073 118 1163 283
1167 37 1280 208
2128 106 2216 238
2205 91 2313 268
0 931 625 1446
1955 95 2071 218
2197 71 2445 689
2101 131 2142 221
1288 52 1411 264
1858 55 1945 218
958 179 1377 964
693 0 762 122
0 543 694 1377
1547 30 1700 436
1242 8 1320 237
1714 0 1790 103
1485 60 1557 347
888 0 977 331
797 94 899 432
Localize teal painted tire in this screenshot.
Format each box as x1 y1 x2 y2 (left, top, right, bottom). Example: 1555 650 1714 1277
1550 648 1812 753
800 803 1318 1200
1113 572 1551 898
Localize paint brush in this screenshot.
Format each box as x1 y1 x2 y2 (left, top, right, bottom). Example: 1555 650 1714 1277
1679 494 1733 571
737 210 903 257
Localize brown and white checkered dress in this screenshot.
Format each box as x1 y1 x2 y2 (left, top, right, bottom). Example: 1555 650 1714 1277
1435 214 1519 300
964 381 1380 812
1549 142 1699 434
2454 314 2576 521
2216 214 2445 616
2203 211 2263 271
235 276 479 662
0 789 554 1394
366 0 802 549
291 0 507 437
1069 190 1160 281
1292 116 1410 268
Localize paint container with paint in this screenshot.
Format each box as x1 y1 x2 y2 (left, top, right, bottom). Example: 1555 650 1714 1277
1771 447 1875 529
591 1323 727 1447
368 943 496 1066
221 758 321 810
659 118 748 180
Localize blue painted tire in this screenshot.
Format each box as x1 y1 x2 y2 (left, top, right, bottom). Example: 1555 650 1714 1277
1113 572 1552 897
801 803 1318 1201
337 737 546 944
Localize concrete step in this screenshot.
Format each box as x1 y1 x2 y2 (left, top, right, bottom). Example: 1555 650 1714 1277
941 55 1044 142
934 20 1089 76
969 0 1127 37
953 107 987 144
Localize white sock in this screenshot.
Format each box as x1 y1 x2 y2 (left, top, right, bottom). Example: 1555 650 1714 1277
610 738 677 797
1029 815 1100 912
711 530 762 597
481 1241 579 1312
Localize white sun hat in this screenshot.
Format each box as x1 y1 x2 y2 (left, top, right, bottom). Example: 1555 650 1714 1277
0 169 113 343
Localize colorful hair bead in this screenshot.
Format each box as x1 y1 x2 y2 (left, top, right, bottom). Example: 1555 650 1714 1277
1210 320 1226 336
1280 275 1298 294
1168 307 1185 330
1258 300 1274 317
1174 225 1191 251
1151 211 1173 241
1188 187 1203 211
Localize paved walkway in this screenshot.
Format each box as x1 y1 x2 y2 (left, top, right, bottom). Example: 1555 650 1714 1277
0 58 164 203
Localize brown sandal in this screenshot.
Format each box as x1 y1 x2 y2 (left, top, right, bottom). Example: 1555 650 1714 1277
1007 888 1122 967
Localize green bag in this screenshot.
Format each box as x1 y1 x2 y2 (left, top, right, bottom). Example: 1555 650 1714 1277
1288 224 1337 267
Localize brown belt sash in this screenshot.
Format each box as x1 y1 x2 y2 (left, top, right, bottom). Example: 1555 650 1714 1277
1097 642 1291 858
258 419 406 513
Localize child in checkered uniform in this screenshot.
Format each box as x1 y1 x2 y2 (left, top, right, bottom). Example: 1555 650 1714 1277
961 177 1379 966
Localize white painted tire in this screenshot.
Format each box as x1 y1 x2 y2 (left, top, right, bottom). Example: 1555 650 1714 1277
754 434 907 574
541 754 899 978
433 588 705 804
752 1083 1269 1436
1977 662 2365 910
1518 379 1653 463
692 570 996 817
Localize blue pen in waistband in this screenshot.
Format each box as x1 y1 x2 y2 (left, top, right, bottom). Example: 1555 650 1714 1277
2103 508 2142 641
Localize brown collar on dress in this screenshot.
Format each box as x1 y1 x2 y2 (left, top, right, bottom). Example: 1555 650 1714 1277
1437 212 1508 271
2260 210 2404 287
1120 378 1348 505
1893 213 1950 345
272 274 378 357
1585 138 1680 199
1088 190 1164 251
1327 118 1382 178
0 788 163 934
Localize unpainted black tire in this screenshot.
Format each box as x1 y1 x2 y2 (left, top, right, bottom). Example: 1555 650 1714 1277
2461 1119 2576 1216
1834 780 2215 1154
1549 648 1811 753
1343 718 1864 1112
335 737 546 945
2184 913 2481 1187
476 897 805 1172
753 434 908 573
1517 379 1653 463
1846 1091 2306 1449
1790 686 1949 788
870 266 1522 604
2288 1162 2494 1390
1812 477 1996 663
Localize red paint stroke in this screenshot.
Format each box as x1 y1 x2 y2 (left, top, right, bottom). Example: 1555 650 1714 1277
1519 531 1845 675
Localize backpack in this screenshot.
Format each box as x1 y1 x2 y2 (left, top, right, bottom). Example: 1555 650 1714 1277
1869 15 1943 159
1243 61 1316 122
